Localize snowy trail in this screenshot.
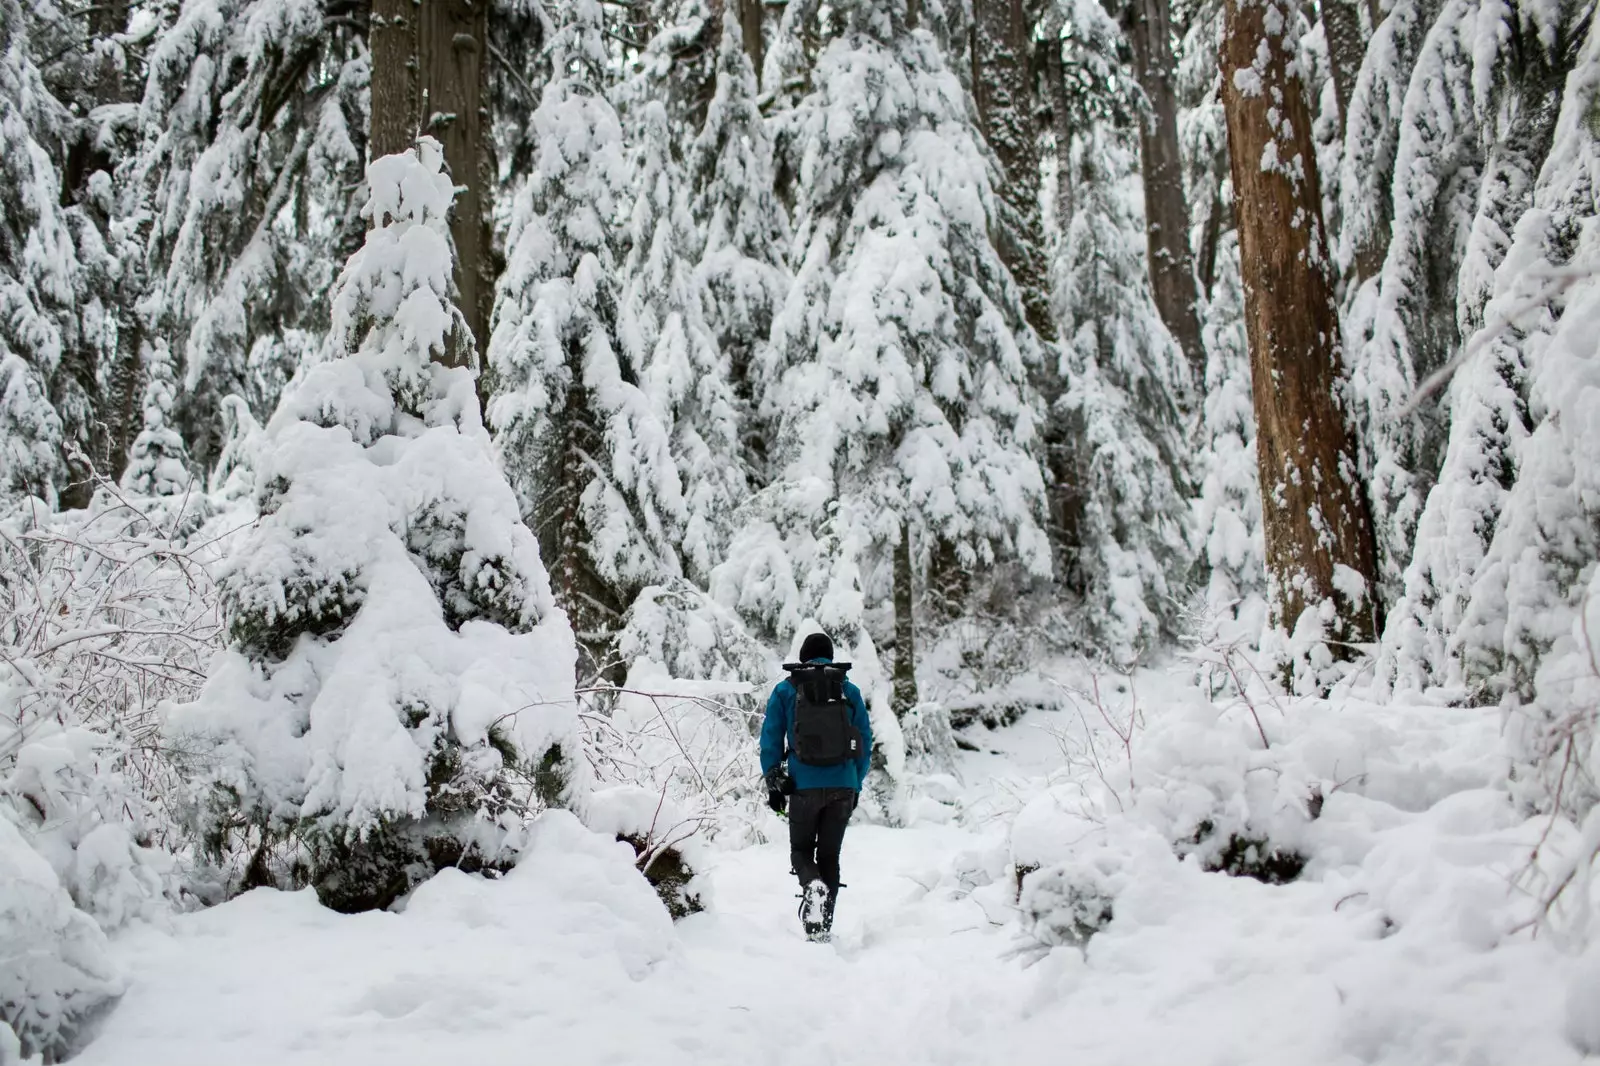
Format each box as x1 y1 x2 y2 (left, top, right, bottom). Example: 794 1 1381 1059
75 818 1031 1066
70 702 1586 1066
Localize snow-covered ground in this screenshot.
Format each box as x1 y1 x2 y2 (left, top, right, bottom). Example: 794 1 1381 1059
69 668 1591 1066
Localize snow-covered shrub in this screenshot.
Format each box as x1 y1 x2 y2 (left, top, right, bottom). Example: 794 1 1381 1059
1010 790 1180 950
579 784 711 920
583 658 763 846
170 140 578 913
0 491 226 924
0 814 124 1064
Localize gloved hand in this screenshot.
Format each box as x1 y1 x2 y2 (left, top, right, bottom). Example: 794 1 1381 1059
851 791 859 812
768 789 787 815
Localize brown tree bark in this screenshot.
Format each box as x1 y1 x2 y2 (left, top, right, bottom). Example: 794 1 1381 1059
892 526 919 719
369 0 491 366
971 0 1054 341
1119 0 1205 377
740 0 764 76
1219 0 1381 645
1321 0 1365 133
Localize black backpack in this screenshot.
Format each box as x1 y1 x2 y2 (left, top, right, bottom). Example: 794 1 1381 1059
784 661 862 767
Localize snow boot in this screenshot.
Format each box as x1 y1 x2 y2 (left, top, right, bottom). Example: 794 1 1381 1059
800 879 829 941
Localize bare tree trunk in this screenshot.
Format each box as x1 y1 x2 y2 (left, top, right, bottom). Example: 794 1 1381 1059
1321 0 1365 133
971 0 1054 340
892 525 919 719
1220 0 1380 645
369 0 491 366
1119 0 1205 377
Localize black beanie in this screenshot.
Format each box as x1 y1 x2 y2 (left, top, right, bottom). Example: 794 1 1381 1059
798 632 834 662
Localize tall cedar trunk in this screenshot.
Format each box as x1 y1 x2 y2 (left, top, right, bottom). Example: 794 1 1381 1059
370 0 490 366
1219 0 1380 645
892 526 919 719
971 0 1054 340
1120 0 1204 377
1321 0 1365 133
740 0 764 75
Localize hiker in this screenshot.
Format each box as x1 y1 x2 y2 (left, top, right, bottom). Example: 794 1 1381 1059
760 632 873 941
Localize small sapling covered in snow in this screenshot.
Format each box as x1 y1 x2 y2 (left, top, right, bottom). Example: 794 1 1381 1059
171 139 579 912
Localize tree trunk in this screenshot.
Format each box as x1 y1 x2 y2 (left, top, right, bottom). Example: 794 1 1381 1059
1037 24 1086 589
1321 0 1365 133
1219 0 1380 645
740 0 764 77
892 525 919 719
970 0 1054 340
369 0 491 366
1120 0 1205 377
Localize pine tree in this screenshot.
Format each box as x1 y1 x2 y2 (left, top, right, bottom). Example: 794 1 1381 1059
734 0 1051 702
175 140 577 912
1342 0 1584 606
1382 3 1595 711
128 0 368 474
1051 124 1195 662
487 0 685 683
691 8 791 491
617 66 745 589
0 0 100 505
1193 231 1267 638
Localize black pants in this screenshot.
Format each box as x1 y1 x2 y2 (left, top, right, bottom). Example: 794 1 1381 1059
789 787 855 892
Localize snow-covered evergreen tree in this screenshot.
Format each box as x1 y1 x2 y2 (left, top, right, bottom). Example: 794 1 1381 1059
172 140 577 912
1342 0 1589 606
1051 124 1195 662
488 0 685 682
1192 233 1266 640
128 0 367 472
721 0 1051 669
0 0 86 505
692 9 791 490
1386 12 1599 822
617 98 742 589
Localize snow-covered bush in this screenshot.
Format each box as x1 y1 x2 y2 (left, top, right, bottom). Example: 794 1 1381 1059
583 657 763 846
1015 815 1175 950
579 784 711 919
1 490 226 924
170 140 578 912
0 814 124 1064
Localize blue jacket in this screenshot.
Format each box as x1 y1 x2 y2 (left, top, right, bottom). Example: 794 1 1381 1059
760 659 873 791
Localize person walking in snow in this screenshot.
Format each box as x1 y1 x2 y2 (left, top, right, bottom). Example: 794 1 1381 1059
760 632 874 941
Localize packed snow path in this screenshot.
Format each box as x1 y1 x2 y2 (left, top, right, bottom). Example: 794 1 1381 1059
74 706 1583 1066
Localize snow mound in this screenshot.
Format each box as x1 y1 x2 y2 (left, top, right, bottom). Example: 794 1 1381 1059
0 816 124 1063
